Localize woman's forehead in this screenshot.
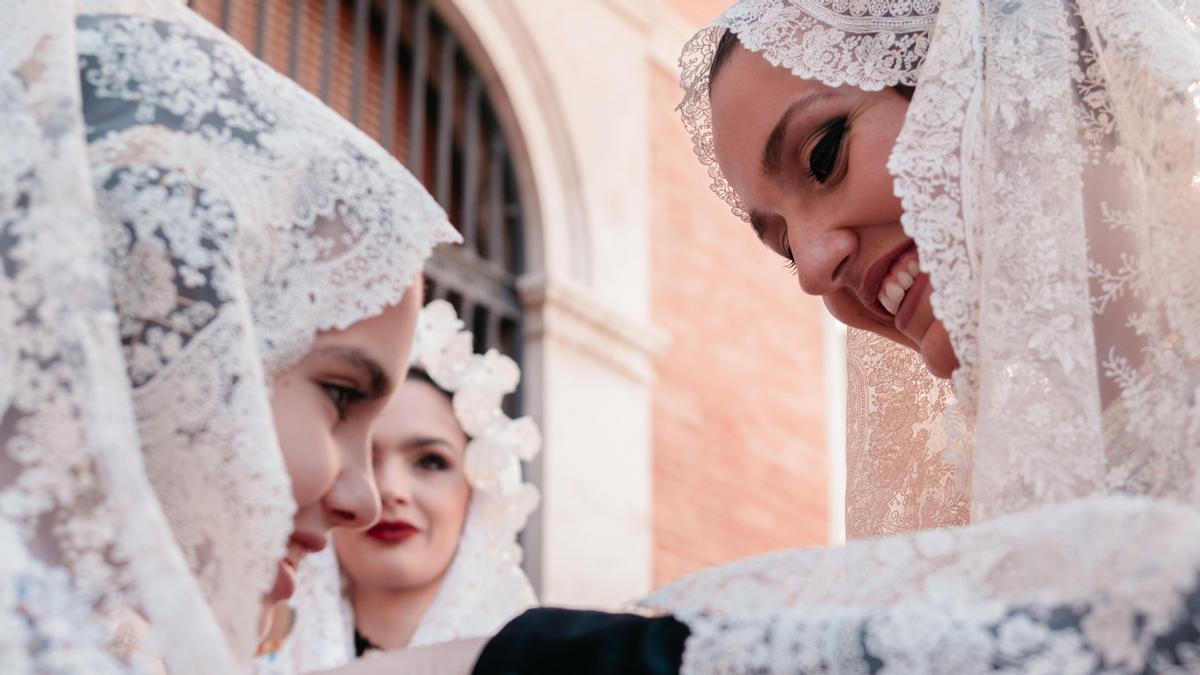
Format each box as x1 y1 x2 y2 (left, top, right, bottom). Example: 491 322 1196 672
709 50 840 204
377 380 465 443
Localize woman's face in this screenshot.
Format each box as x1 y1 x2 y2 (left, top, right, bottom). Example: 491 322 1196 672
263 283 423 605
709 44 958 378
334 378 471 593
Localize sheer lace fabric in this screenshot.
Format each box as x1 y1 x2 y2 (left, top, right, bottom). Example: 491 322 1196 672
1 1 456 671
845 329 969 537
657 0 1200 672
643 496 1200 673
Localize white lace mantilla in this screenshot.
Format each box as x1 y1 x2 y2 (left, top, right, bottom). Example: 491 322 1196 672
2 1 456 671
643 496 1200 674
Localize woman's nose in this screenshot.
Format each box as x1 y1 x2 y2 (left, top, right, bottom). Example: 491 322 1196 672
375 455 414 506
788 221 855 297
325 460 380 530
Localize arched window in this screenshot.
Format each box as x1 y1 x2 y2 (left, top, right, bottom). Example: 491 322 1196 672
191 0 527 407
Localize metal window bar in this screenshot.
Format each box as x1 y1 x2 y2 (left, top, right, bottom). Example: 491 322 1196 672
485 130 507 267
407 0 431 176
484 131 508 267
319 0 338 101
434 34 457 208
380 0 401 151
459 75 482 252
287 0 304 77
505 164 526 274
253 0 269 56
349 0 370 124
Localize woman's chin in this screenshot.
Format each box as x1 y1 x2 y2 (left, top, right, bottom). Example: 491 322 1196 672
263 559 296 606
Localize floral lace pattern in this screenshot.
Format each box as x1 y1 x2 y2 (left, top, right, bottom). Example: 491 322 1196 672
845 329 969 537
642 497 1200 674
2 1 456 671
889 0 1200 515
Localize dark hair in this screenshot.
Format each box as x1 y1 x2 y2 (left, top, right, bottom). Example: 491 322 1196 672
407 367 452 400
708 29 742 93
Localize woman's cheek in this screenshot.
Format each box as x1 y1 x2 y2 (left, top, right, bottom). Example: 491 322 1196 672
271 379 339 507
445 478 472 543
423 475 470 552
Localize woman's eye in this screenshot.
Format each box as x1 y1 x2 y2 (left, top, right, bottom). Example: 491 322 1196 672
779 239 797 275
783 247 797 276
807 117 848 184
321 383 366 419
416 453 450 471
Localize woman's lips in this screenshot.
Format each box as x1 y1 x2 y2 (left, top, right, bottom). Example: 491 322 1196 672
859 240 917 322
366 520 418 543
266 532 326 602
270 558 297 600
893 273 929 333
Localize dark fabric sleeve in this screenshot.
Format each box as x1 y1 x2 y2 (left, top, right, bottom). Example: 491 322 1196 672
471 608 690 675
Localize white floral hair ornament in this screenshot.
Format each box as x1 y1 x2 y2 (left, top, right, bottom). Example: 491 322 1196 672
408 299 542 578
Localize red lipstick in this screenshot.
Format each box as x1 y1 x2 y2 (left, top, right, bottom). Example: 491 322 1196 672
366 519 418 543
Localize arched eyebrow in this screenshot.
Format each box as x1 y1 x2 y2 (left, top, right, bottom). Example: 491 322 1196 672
761 93 829 177
313 345 392 399
402 436 463 455
749 212 770 243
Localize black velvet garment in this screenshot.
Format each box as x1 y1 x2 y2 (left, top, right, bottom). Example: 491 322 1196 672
471 608 690 675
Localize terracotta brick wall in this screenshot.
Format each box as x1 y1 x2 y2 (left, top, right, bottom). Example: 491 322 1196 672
648 64 831 586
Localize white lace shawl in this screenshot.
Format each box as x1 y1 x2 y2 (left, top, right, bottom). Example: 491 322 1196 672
0 1 457 671
643 1 1200 672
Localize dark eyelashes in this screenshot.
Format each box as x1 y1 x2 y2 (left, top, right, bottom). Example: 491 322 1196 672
321 382 367 420
769 115 848 276
806 116 849 184
777 241 796 273
417 452 451 471
781 240 797 276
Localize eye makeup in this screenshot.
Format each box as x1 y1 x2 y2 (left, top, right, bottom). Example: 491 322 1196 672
806 116 849 184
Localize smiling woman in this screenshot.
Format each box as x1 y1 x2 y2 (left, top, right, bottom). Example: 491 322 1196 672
335 371 475 652
706 36 955 378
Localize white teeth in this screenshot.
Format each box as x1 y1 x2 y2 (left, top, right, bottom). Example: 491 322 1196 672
879 281 905 314
880 293 899 315
878 259 920 316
